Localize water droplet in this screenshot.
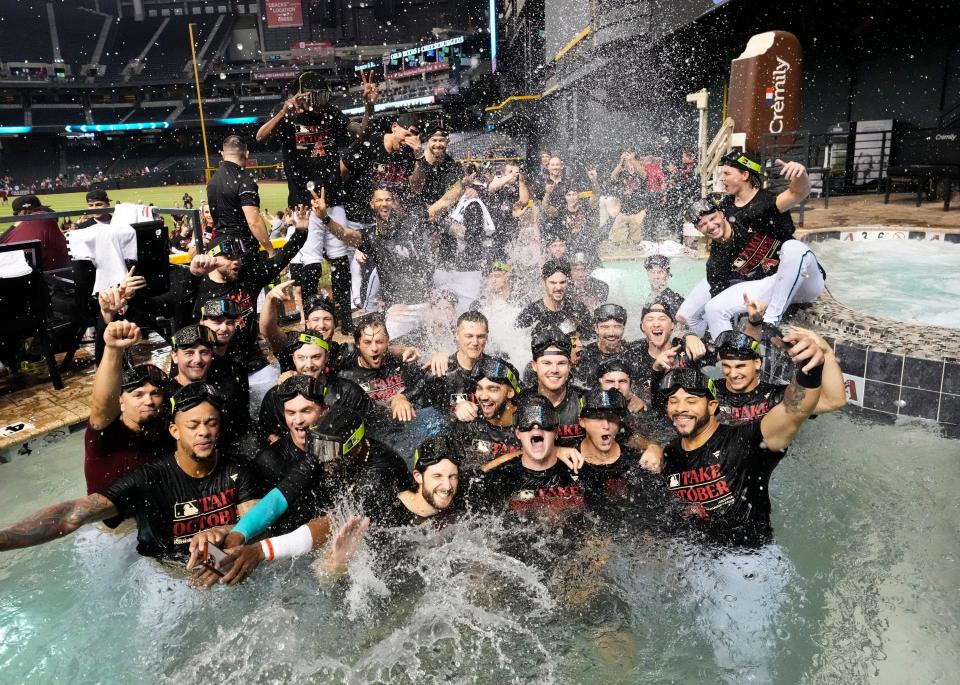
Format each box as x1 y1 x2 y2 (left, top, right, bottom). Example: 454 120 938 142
219 73 226 80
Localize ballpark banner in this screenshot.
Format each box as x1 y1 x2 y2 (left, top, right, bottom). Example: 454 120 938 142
265 0 303 28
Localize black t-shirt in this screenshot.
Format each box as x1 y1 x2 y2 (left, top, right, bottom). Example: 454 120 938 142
415 352 487 413
359 208 437 307
515 297 591 332
707 190 794 296
206 160 261 241
341 137 417 222
252 435 327 534
614 168 648 214
553 386 585 448
662 422 785 542
193 230 307 374
369 492 460 528
578 443 669 515
255 375 375 450
449 416 521 473
207 354 251 435
272 105 351 207
467 455 586 517
418 154 460 205
635 337 716 407
568 276 609 310
101 455 260 560
716 381 787 426
335 347 426 409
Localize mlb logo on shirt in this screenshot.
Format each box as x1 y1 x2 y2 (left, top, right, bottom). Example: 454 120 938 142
174 500 200 519
765 88 775 103
669 473 680 488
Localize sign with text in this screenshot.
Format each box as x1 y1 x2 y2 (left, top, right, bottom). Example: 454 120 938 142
387 62 450 81
265 0 303 28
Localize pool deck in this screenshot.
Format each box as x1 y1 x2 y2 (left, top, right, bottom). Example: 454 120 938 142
3 192 959 456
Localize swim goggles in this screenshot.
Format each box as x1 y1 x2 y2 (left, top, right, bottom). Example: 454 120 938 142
172 324 218 350
513 396 560 432
121 364 168 392
714 331 762 360
169 382 225 415
275 375 327 404
659 369 717 400
594 303 627 325
200 298 240 319
413 436 459 472
476 357 522 394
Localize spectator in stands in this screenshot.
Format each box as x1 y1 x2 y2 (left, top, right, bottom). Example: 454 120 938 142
0 195 69 271
77 189 112 229
206 135 274 257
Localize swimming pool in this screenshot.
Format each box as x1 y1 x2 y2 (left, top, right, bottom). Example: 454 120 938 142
811 236 960 328
1 414 957 683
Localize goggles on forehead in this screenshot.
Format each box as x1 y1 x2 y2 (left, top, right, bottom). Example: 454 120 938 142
276 375 327 404
169 382 225 415
121 364 168 393
413 436 458 472
200 298 240 319
172 324 218 349
594 303 627 325
477 357 522 394
660 369 717 399
206 237 244 258
721 151 763 175
296 332 330 352
714 330 762 359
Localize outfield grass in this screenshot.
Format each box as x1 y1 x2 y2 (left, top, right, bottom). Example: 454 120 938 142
1 181 291 230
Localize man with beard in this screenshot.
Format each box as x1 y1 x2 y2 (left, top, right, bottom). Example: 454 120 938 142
467 394 585 516
410 123 462 205
449 356 523 471
0 383 260 568
515 259 591 333
525 326 585 448
661 331 824 542
335 313 427 423
677 153 823 339
713 326 846 426
576 389 667 510
577 303 639 385
255 330 374 448
314 184 464 338
85 321 172 496
485 161 530 238
188 210 309 408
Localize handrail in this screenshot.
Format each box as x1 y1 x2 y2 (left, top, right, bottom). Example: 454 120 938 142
484 94 540 112
554 27 592 62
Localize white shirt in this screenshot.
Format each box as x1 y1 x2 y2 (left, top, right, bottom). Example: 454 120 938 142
67 221 138 294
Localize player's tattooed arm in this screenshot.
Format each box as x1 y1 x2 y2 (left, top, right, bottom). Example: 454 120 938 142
0 494 118 552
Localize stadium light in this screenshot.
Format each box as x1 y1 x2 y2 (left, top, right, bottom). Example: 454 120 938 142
490 0 497 74
341 95 436 116
216 117 260 125
0 126 32 135
64 122 171 133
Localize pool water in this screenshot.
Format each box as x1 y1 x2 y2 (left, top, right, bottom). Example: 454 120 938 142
1 415 958 683
811 239 960 328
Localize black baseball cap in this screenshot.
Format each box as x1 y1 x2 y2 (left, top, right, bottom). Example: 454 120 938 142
172 324 217 350
121 364 168 393
413 436 459 472
579 388 627 420
394 111 421 134
513 394 560 432
594 303 627 325
476 356 522 393
531 326 572 360
12 195 48 213
85 189 110 203
199 298 240 320
641 301 675 322
304 295 337 322
660 368 717 400
541 258 571 279
170 382 225 416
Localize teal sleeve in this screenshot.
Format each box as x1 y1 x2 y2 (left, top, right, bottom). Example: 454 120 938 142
232 487 288 541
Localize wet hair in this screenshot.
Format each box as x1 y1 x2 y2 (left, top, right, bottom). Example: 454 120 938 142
456 310 488 331
353 312 389 342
